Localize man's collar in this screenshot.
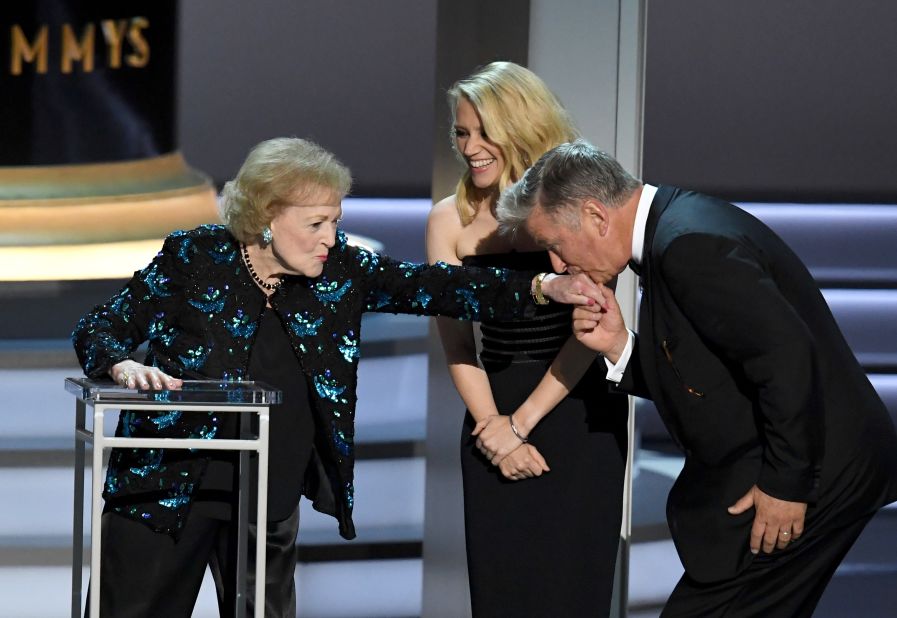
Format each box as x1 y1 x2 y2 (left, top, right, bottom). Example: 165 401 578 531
630 183 657 267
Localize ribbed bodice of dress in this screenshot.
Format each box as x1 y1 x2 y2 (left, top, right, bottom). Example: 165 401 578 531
462 252 570 364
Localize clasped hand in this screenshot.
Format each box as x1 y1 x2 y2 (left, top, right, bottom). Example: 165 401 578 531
472 414 550 481
110 359 183 390
570 283 630 362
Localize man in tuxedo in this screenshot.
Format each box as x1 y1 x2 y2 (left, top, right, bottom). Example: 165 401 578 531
496 140 897 616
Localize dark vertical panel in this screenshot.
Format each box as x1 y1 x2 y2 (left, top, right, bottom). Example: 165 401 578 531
431 0 530 203
423 2 529 614
643 0 897 202
177 0 437 196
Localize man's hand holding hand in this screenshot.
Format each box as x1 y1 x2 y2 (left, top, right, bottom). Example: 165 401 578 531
572 283 629 362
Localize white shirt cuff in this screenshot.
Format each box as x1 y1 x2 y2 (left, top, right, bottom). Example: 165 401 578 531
605 330 635 383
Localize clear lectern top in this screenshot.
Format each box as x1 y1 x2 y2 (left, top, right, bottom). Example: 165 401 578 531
64 378 283 405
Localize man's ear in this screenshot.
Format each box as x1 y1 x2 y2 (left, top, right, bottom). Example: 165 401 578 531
582 199 610 236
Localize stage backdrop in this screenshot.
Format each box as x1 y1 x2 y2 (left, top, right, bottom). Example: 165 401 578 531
0 0 215 269
177 0 897 203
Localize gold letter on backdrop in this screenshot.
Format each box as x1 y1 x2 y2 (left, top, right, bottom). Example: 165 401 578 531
100 19 128 69
126 17 150 68
61 23 96 73
10 25 49 75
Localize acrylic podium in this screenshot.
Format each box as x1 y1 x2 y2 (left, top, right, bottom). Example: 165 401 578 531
65 378 281 618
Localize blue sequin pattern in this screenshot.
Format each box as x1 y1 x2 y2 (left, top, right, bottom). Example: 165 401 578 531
314 374 348 404
176 236 194 263
178 345 210 371
314 279 352 310
141 263 173 298
289 312 323 338
159 495 191 509
337 334 360 362
413 289 432 309
150 410 182 429
188 287 226 314
224 309 257 339
208 240 238 265
332 421 353 457
147 313 178 347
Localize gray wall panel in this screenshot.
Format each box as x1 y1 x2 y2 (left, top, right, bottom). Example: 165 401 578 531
177 0 437 195
643 0 897 202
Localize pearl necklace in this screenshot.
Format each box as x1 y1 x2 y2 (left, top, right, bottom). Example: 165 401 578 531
240 243 282 292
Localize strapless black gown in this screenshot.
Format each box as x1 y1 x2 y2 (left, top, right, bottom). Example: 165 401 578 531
460 252 628 617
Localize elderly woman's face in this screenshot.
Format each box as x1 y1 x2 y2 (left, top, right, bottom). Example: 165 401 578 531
269 184 342 278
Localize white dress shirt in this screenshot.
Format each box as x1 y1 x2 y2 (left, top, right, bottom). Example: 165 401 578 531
605 183 657 383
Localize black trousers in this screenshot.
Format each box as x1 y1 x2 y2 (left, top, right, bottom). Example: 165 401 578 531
88 507 300 617
661 513 874 618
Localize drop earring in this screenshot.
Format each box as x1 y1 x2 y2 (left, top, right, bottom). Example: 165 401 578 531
261 226 273 246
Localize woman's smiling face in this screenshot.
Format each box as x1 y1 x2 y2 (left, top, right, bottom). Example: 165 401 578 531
453 96 505 190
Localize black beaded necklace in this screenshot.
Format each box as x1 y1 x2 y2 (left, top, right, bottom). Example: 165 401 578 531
240 243 282 293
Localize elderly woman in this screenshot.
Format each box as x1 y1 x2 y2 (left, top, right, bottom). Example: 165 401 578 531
73 137 593 617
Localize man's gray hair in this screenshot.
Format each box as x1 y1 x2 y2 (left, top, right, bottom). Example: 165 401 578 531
496 139 641 235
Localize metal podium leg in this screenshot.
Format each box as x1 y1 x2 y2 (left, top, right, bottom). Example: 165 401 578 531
72 400 86 618
89 407 106 618
254 411 269 618
235 412 249 618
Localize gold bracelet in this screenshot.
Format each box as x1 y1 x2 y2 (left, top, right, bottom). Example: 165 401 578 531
532 272 550 305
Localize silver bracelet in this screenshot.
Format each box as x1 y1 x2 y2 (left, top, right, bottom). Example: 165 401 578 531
509 413 528 444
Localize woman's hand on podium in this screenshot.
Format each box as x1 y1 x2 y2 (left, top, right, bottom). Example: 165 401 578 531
110 359 184 390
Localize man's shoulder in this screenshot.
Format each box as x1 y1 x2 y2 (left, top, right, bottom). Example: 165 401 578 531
658 189 748 237
661 186 732 211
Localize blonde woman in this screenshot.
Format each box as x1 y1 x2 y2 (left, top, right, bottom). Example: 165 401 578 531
427 62 628 616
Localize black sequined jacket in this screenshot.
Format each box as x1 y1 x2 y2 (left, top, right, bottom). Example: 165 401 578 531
72 224 535 539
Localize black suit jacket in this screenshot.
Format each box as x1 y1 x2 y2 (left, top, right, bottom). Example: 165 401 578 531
618 186 897 582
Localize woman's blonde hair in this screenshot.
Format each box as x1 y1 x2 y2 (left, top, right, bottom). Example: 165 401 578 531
448 61 578 225
220 137 352 243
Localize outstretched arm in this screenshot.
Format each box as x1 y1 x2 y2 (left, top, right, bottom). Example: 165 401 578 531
345 203 601 323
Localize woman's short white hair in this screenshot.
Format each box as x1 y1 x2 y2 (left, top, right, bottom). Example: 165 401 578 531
220 137 352 243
